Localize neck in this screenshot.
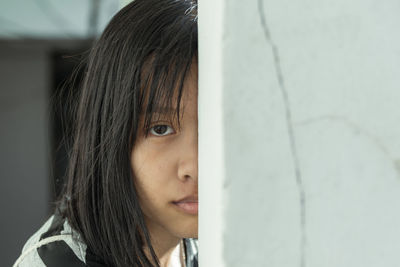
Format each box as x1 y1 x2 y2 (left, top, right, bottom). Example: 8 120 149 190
144 218 182 267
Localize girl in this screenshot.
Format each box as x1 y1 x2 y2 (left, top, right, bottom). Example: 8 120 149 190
14 0 198 266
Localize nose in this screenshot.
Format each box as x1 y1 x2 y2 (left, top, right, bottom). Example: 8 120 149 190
177 129 198 182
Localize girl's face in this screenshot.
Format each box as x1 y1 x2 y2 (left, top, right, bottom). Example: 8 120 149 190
131 64 198 241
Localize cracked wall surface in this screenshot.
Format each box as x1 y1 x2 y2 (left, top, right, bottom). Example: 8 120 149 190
199 0 400 266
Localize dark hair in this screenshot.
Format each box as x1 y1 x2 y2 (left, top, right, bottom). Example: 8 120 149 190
61 1 197 266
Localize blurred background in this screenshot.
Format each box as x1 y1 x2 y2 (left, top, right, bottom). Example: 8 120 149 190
0 1 128 265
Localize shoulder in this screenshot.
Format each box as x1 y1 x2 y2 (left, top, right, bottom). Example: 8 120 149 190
14 213 199 267
13 213 88 267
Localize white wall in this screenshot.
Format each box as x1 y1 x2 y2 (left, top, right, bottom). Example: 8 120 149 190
199 0 400 266
198 0 226 266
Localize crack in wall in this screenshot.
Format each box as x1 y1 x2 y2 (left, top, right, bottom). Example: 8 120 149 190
297 115 400 178
257 1 306 267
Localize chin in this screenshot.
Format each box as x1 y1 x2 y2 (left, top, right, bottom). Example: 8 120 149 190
181 230 198 239
176 219 198 239
185 225 198 238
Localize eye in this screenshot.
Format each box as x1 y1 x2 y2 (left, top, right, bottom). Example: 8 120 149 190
149 124 175 137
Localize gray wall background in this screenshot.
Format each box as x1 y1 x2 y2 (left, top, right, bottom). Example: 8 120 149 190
0 1 121 266
0 43 50 267
0 40 91 266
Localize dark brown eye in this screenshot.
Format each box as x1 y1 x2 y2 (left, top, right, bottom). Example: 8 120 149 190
149 125 174 136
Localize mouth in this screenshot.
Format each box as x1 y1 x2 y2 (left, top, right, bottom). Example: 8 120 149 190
172 196 198 215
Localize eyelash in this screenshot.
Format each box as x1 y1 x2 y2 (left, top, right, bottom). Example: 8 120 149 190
147 124 175 137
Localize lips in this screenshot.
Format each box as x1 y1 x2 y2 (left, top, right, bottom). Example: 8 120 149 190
172 195 198 215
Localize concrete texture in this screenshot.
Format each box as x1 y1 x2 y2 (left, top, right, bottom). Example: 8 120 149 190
199 0 400 266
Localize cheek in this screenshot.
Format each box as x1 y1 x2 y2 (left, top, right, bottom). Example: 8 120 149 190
130 142 178 204
132 137 179 175
132 148 173 183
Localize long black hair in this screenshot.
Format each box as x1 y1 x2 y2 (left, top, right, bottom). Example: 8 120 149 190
61 1 197 266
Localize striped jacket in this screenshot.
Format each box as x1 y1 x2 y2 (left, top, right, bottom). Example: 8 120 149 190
14 211 198 267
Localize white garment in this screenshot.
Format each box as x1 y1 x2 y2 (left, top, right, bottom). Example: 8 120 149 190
168 242 184 267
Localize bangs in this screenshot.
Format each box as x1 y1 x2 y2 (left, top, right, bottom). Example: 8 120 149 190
139 44 197 135
135 1 197 134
